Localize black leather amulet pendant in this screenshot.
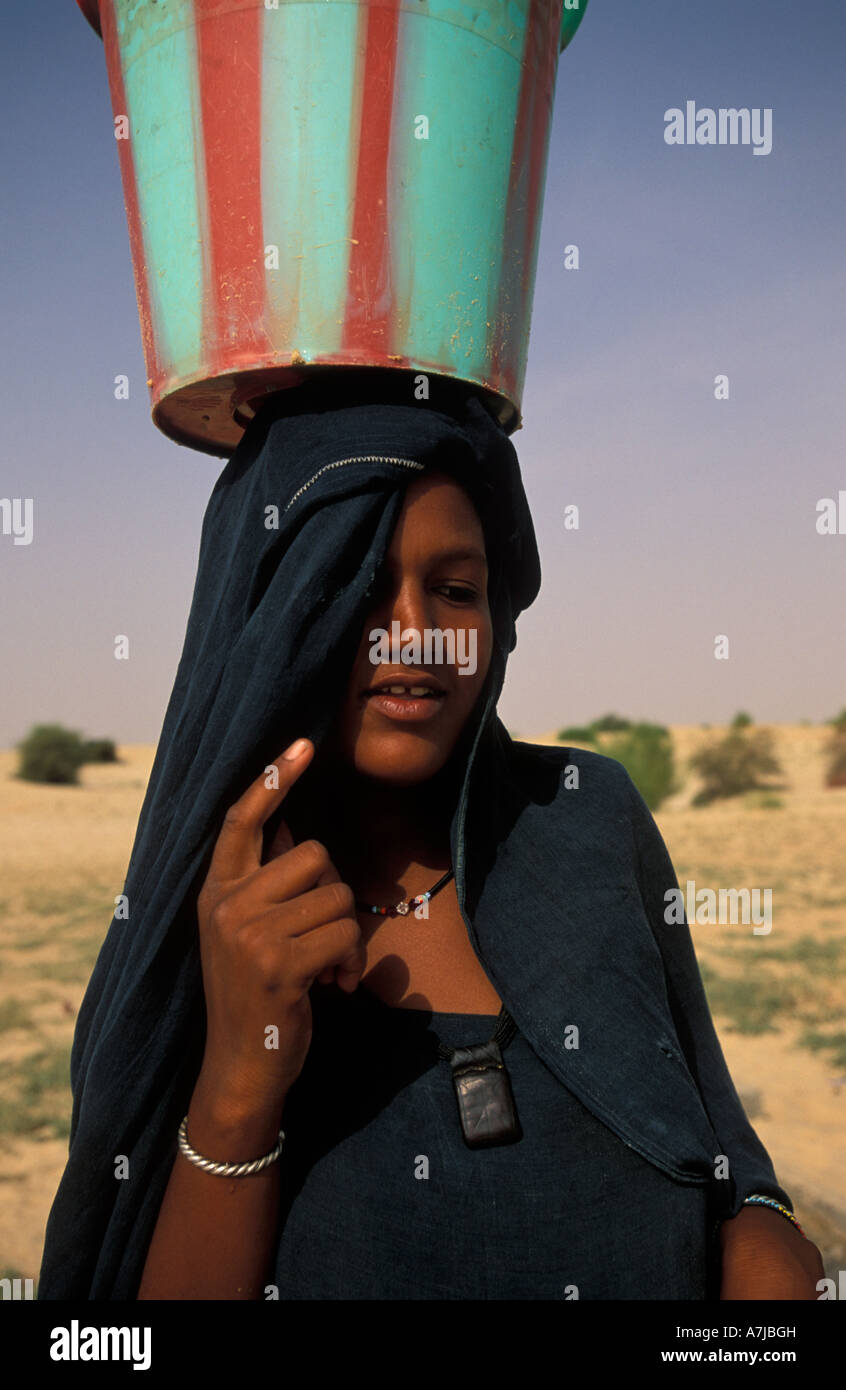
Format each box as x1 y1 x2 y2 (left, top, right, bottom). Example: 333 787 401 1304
449 1038 522 1148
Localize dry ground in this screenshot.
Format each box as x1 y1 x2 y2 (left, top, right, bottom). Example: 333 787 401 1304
1 728 844 1286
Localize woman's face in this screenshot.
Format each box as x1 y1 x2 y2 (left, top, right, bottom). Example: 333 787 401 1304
330 471 493 786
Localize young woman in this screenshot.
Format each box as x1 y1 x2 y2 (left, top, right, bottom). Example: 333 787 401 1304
39 375 823 1300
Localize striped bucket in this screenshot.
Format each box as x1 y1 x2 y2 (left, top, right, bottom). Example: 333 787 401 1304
76 0 589 455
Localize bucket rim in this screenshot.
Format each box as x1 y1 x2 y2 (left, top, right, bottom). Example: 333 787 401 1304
75 0 588 52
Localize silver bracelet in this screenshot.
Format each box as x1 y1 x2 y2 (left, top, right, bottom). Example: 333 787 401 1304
177 1115 285 1177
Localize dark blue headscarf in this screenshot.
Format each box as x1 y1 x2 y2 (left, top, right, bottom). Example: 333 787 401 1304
38 377 790 1299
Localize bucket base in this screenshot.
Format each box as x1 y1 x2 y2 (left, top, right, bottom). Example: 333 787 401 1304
152 366 520 456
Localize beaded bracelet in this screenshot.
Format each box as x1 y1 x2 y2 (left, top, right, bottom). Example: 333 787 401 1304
742 1194 805 1237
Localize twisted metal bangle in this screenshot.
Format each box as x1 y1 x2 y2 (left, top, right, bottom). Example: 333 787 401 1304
177 1116 285 1177
742 1194 805 1237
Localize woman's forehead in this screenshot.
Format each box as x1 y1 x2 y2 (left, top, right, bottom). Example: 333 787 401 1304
391 474 486 550
401 470 485 522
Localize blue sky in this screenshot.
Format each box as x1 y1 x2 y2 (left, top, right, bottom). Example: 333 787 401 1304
1 0 844 747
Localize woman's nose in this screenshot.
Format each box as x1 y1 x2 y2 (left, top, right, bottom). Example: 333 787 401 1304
376 579 433 640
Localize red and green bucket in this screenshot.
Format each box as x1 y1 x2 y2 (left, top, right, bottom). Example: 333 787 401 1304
76 0 590 454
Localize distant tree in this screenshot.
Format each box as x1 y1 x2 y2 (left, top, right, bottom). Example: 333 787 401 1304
80 738 118 763
16 724 86 785
689 728 783 806
592 713 632 733
604 722 678 811
557 725 596 743
827 707 846 735
824 731 846 788
730 711 754 729
825 744 846 787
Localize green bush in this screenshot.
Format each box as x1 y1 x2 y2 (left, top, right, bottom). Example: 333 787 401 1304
689 728 783 806
743 791 784 809
604 722 678 811
824 733 846 788
591 713 632 733
80 738 117 763
16 725 86 785
827 707 846 735
557 725 596 743
731 710 754 729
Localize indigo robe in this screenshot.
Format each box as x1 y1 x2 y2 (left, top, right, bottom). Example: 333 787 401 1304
37 378 791 1299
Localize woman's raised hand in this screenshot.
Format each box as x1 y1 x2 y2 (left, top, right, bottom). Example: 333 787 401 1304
193 738 365 1123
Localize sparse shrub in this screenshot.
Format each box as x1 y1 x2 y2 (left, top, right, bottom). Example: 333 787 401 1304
557 725 596 743
16 725 86 785
744 791 784 809
591 713 632 733
799 1029 846 1071
80 738 117 764
604 722 678 811
689 727 783 805
827 707 846 735
824 733 846 788
731 711 754 729
700 969 788 1034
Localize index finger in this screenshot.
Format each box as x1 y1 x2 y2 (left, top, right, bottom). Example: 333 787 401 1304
208 737 314 883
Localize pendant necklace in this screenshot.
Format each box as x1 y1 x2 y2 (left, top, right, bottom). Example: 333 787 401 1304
355 867 522 1149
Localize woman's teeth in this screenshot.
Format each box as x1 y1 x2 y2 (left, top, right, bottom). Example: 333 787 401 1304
384 686 432 696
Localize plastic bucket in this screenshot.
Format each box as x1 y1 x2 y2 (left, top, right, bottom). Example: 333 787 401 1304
76 1 589 454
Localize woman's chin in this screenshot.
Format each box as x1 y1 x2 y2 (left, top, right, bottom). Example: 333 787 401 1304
346 734 451 787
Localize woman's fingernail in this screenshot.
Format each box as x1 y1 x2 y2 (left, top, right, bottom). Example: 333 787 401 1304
283 738 309 761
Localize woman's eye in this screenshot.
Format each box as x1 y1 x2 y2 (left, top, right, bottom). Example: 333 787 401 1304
435 585 477 603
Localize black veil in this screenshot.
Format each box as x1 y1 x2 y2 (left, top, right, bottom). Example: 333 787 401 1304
37 377 541 1298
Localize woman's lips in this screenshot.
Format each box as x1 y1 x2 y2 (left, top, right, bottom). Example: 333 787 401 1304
363 686 447 722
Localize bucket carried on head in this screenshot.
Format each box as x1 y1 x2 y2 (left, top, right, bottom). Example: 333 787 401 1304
76 0 589 455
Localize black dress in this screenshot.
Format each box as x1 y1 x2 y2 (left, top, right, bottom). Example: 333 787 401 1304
271 983 717 1300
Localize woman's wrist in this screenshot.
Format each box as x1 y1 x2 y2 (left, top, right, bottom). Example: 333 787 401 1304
187 1074 287 1161
719 1204 825 1300
721 1203 800 1245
